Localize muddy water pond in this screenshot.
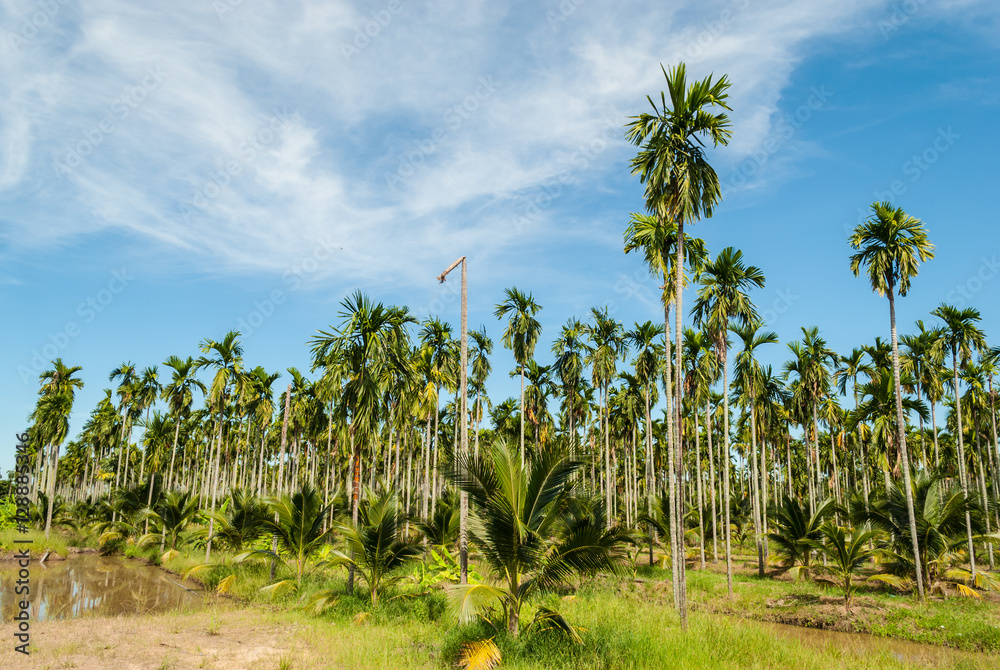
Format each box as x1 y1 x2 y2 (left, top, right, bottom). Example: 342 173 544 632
0 555 206 621
762 620 988 667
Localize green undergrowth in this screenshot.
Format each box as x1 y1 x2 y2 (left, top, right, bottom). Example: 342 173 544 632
0 528 70 557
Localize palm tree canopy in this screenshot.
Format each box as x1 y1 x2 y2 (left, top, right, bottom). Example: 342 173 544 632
625 62 732 224
849 202 934 298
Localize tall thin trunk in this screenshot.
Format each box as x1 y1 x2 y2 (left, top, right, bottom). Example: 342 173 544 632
205 418 224 562
695 411 705 569
519 366 525 461
459 259 470 584
760 423 769 567
706 399 718 563
722 346 734 597
422 414 432 519
973 412 994 569
750 406 764 577
43 442 58 539
673 220 688 630
951 350 977 581
662 301 679 608
888 289 924 600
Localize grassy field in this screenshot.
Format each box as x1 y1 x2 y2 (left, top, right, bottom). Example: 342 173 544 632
8 534 997 668
66 541 991 669
8 587 997 670
0 528 71 558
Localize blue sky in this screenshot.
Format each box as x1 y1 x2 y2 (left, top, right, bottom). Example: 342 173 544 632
2 0 999 474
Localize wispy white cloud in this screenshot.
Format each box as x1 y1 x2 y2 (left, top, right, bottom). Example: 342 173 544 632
1 0 994 291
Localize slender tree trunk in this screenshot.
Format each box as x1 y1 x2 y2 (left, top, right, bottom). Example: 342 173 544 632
722 347 734 597
707 399 718 563
519 366 525 461
973 414 993 568
662 301 679 609
432 396 440 518
421 414 431 519
205 418 224 562
459 259 470 584
888 290 924 600
695 411 705 569
760 424 769 568
673 220 688 630
951 351 977 580
749 407 764 577
43 442 58 539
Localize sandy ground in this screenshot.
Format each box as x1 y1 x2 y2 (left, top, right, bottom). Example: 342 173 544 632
1 604 314 670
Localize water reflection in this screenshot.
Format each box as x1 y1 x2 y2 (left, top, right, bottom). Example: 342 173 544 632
0 555 206 621
763 620 987 666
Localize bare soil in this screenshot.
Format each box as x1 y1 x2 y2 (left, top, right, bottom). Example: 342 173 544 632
1 604 318 670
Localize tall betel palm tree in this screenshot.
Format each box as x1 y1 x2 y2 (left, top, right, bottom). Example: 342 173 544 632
849 201 934 600
626 64 731 629
692 246 765 596
34 359 84 538
494 287 542 461
310 291 414 594
931 304 987 581
161 356 206 492
195 331 245 561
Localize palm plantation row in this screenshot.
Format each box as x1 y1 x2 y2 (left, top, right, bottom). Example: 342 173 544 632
17 64 1000 638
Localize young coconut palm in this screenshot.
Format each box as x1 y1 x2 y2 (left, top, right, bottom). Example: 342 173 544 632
231 484 337 594
447 439 629 635
811 523 903 614
140 489 202 555
325 487 422 606
767 496 836 580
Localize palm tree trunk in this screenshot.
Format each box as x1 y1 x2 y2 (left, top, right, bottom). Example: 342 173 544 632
722 346 734 597
951 351 977 581
662 301 679 609
167 418 182 492
43 442 58 539
694 411 705 569
673 220 688 630
973 414 994 569
432 397 440 518
760 424 769 568
749 407 764 577
706 399 718 563
888 289 925 600
604 385 612 530
519 366 526 461
205 419 224 562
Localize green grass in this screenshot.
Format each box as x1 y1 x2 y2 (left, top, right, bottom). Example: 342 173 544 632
0 527 70 556
64 537 1000 668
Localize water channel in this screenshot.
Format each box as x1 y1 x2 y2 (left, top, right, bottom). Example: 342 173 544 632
0 554 206 621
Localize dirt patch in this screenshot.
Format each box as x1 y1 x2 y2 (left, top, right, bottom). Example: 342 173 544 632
0 605 304 670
